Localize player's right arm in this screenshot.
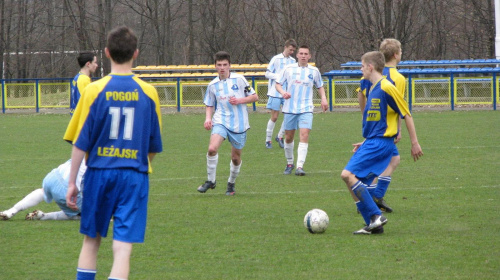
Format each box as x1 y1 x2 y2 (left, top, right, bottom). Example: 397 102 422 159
357 90 366 112
66 145 86 210
276 82 290 99
265 56 278 80
204 106 214 130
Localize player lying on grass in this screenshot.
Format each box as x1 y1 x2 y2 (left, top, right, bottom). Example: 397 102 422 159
0 159 86 221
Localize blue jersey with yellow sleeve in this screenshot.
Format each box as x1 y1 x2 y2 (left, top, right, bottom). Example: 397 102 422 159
70 73 91 115
362 78 411 139
64 74 163 173
359 66 406 99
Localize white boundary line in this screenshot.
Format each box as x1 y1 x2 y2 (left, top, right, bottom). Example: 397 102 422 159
1 184 498 198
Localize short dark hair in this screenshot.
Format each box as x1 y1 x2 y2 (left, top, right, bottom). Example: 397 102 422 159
77 52 95 68
361 51 385 73
214 51 231 64
284 39 297 48
299 45 310 51
106 26 138 64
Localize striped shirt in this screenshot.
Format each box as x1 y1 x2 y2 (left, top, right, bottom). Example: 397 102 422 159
277 63 324 114
204 73 256 133
266 53 296 98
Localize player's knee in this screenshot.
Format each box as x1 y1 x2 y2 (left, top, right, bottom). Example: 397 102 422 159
207 146 218 156
391 155 401 167
340 170 351 182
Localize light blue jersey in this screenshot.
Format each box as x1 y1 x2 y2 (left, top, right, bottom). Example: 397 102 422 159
43 159 87 217
278 63 324 114
204 73 256 133
266 53 296 98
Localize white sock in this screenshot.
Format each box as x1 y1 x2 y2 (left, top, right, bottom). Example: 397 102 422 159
207 153 218 183
277 121 285 139
297 142 309 169
5 188 44 217
266 120 276 142
40 211 74 220
284 140 294 164
228 160 241 183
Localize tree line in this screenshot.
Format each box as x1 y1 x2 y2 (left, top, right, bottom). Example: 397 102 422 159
0 0 494 79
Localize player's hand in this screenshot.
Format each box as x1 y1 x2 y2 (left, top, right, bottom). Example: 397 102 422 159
229 96 239 105
204 119 213 130
321 99 328 112
282 92 291 99
66 182 79 211
394 132 402 144
352 141 364 152
411 143 423 161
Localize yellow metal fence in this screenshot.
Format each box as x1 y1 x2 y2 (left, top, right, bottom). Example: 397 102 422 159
1 76 499 112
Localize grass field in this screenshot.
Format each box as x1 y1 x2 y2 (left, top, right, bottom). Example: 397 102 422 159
0 110 499 279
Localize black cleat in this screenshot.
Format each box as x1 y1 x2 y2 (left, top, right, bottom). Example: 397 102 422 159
226 182 235 196
295 167 306 176
373 197 393 213
275 136 284 148
367 214 388 231
283 164 294 175
197 181 216 193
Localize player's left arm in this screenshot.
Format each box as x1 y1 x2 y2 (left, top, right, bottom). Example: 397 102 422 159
314 70 328 111
403 114 423 161
229 78 258 105
318 86 328 112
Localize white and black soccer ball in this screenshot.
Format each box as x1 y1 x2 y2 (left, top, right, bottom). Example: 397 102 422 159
304 209 329 234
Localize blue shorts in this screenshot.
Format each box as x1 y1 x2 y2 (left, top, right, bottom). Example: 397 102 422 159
283 113 313 130
212 124 247 150
42 170 81 217
344 137 399 179
266 96 284 111
80 168 149 243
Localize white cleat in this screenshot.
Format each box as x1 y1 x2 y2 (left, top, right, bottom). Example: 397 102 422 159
25 210 44 220
0 211 13 220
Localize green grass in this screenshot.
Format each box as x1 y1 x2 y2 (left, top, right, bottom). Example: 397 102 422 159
0 110 499 279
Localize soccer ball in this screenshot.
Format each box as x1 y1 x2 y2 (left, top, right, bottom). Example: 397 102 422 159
304 209 329 234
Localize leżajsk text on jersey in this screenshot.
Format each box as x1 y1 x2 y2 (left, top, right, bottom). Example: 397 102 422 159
64 74 163 173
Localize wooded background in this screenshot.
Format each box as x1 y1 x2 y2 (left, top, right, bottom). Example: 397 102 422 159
0 0 494 79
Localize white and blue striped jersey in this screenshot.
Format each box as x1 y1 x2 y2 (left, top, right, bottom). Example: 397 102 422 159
266 53 296 98
204 73 256 133
277 63 324 114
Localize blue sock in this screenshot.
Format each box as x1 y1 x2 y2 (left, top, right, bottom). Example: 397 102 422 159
367 183 377 196
355 201 371 225
351 181 381 219
373 176 391 199
76 268 96 280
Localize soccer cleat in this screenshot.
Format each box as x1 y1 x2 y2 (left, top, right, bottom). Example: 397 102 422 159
283 164 294 175
367 214 387 231
353 225 384 235
275 136 284 149
197 181 216 193
295 167 306 176
373 197 393 213
226 182 236 196
0 211 13 220
25 210 44 220
265 141 272 149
